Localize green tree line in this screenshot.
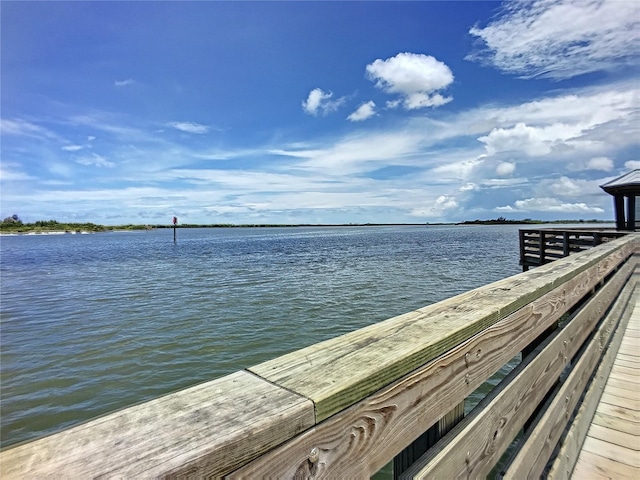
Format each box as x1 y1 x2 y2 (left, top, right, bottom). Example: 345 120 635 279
1 216 107 233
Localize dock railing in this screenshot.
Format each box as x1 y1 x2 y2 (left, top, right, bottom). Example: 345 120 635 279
519 227 628 271
1 234 638 479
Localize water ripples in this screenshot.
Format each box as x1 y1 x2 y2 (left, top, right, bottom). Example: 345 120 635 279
1 225 522 447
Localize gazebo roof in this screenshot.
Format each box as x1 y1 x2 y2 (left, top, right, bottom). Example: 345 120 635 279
600 169 640 195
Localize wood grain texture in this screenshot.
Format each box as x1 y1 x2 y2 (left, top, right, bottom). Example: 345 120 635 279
572 450 639 479
0 371 314 479
547 278 638 479
607 377 639 393
249 235 636 422
601 391 640 411
570 294 640 477
598 401 640 422
582 436 640 467
593 411 640 436
604 385 640 401
227 239 634 479
615 358 640 369
587 423 638 450
402 260 635 480
502 265 637 479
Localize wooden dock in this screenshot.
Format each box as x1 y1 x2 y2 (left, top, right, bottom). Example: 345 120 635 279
0 232 638 479
519 227 628 271
563 285 640 479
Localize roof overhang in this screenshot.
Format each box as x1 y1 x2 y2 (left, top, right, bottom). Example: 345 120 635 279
600 169 640 196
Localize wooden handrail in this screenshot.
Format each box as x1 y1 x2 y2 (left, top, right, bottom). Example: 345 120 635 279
519 228 628 271
1 234 637 479
402 255 637 478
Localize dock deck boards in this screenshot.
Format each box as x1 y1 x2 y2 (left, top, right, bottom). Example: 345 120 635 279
572 292 640 479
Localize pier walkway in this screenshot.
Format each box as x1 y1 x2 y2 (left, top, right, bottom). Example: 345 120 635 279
571 286 640 479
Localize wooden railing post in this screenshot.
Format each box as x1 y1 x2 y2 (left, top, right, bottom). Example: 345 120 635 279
519 230 528 271
563 232 570 257
593 232 602 246
393 402 464 479
627 195 636 231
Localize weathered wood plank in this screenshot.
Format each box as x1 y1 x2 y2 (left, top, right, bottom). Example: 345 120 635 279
607 365 640 379
572 450 639 479
601 391 640 411
547 281 638 480
501 263 636 479
606 370 638 385
250 236 635 421
587 423 639 450
604 385 640 401
597 401 640 423
615 357 640 369
617 357 640 368
228 239 635 479
581 436 640 467
592 411 640 436
607 377 640 393
519 229 630 270
403 259 634 480
0 371 315 479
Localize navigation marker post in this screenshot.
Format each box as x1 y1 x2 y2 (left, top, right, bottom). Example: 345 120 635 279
173 216 178 243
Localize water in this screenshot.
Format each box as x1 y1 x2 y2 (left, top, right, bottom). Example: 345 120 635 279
0 225 522 450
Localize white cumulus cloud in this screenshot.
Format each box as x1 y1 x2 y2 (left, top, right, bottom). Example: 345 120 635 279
625 160 640 170
410 194 458 218
366 52 453 110
347 101 377 122
479 122 584 157
586 157 614 171
496 161 516 176
468 0 640 80
496 197 604 213
302 88 345 116
568 156 615 172
547 176 583 197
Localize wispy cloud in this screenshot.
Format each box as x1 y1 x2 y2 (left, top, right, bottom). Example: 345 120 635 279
0 163 36 182
114 78 135 87
2 80 636 224
62 145 83 152
1 118 61 140
169 121 210 134
468 0 640 79
75 153 115 168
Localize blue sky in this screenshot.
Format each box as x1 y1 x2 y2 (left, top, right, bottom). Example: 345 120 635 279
1 0 639 225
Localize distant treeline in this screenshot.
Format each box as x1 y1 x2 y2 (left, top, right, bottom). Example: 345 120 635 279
0 218 108 233
457 217 610 226
1 215 612 233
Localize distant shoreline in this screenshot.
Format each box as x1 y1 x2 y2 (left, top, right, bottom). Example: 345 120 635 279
0 219 614 236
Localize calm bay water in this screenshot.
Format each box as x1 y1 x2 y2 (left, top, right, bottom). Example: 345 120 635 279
1 225 522 449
